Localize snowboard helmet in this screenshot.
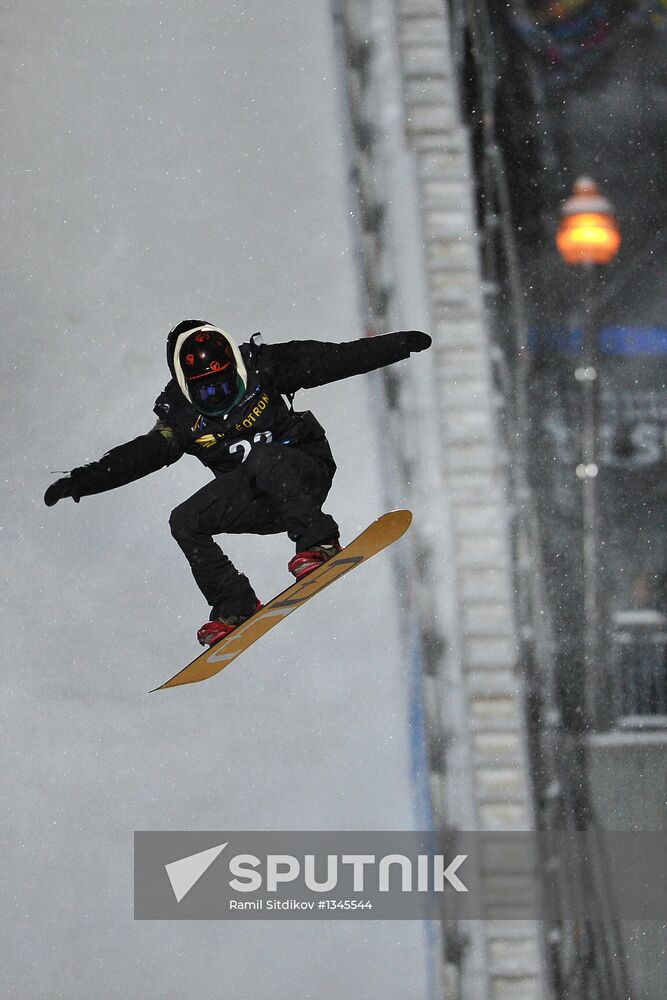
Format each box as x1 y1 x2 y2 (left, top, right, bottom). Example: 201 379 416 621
168 320 247 416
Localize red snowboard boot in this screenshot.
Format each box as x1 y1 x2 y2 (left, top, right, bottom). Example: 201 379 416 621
287 540 342 582
197 599 263 647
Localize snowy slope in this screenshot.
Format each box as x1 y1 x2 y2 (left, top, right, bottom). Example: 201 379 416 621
1 3 430 998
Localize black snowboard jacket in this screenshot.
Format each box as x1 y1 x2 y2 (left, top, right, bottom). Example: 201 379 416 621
67 331 416 499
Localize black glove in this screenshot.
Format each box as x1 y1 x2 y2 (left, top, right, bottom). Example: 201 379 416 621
400 330 432 353
44 475 81 507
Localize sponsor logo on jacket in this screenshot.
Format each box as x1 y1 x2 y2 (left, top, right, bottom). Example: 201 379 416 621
194 392 272 449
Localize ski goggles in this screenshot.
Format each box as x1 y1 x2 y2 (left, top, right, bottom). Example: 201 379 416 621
189 372 239 409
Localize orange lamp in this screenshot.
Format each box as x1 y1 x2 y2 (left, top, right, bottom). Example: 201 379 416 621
556 177 621 266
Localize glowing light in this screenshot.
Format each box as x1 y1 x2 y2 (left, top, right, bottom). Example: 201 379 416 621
556 178 621 266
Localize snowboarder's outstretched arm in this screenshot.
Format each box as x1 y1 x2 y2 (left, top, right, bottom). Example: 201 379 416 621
44 421 184 506
257 330 431 395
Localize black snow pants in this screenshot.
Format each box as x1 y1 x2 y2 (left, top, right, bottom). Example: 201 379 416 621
169 441 338 620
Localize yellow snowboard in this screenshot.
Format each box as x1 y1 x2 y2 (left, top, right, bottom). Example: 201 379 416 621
152 509 412 691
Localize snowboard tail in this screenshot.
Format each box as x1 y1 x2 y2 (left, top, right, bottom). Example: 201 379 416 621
151 509 412 691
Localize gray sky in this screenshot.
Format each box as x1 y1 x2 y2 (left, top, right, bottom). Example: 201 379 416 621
1 2 431 997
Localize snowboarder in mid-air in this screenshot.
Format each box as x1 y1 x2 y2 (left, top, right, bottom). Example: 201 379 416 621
44 321 431 646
